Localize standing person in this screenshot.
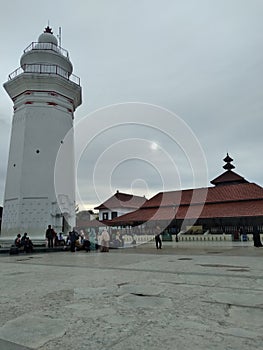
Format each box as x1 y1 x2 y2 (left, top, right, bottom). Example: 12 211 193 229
119 231 125 247
252 226 262 247
114 231 123 248
131 233 136 245
45 225 55 248
100 228 110 252
69 230 78 252
96 231 101 251
154 226 162 249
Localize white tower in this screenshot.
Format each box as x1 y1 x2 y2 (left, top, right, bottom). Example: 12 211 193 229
1 26 82 239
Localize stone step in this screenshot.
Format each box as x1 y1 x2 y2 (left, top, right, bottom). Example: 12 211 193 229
0 246 65 255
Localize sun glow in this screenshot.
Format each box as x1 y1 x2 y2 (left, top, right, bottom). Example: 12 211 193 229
150 142 158 150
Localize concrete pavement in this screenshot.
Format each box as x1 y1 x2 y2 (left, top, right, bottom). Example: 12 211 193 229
0 241 262 349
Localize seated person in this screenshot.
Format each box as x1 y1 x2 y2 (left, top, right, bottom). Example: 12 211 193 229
75 236 83 250
21 232 28 249
14 234 22 248
56 232 66 246
79 230 85 245
23 236 34 253
83 235 91 252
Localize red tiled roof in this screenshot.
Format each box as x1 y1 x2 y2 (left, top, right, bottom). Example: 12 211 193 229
109 183 263 225
174 200 263 220
94 191 147 210
109 207 163 224
110 199 263 224
141 183 263 208
210 170 248 185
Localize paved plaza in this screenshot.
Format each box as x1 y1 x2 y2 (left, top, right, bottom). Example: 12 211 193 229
0 241 262 349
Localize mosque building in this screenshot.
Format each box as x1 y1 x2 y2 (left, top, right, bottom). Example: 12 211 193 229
105 154 263 236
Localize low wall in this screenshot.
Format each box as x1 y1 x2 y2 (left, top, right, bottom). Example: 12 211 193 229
175 234 257 242
123 234 260 244
179 234 232 242
0 238 46 248
124 235 154 244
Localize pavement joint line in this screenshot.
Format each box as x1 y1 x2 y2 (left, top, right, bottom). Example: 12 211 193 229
160 281 263 292
202 300 263 310
1 259 263 280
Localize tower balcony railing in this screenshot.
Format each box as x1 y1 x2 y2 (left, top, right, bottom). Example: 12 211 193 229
8 64 80 85
24 42 69 59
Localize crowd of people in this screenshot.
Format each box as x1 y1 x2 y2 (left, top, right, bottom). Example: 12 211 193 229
10 224 138 255
11 224 263 254
12 225 154 254
44 225 125 253
11 225 152 254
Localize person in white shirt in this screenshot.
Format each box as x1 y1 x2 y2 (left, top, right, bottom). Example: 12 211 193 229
100 229 110 252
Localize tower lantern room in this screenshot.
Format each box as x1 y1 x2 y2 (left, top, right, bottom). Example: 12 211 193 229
1 27 82 240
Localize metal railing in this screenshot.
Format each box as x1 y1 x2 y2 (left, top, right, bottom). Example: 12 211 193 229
8 64 80 85
24 42 69 59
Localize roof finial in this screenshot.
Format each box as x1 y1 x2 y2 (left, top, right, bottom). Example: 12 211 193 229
223 153 235 171
44 25 53 34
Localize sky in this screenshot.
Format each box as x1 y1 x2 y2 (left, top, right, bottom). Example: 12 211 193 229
1 0 263 210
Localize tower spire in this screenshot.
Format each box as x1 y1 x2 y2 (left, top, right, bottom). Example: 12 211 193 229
57 26 62 47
